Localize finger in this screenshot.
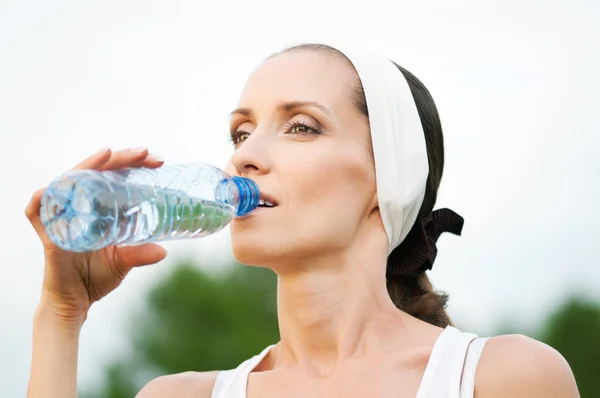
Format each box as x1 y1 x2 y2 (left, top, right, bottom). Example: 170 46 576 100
113 243 168 271
24 187 49 237
97 147 153 171
72 148 113 170
129 153 165 169
25 188 44 221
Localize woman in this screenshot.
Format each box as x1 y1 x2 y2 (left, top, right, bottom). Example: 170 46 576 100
26 42 579 397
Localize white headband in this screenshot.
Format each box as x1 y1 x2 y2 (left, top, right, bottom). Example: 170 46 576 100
317 41 430 254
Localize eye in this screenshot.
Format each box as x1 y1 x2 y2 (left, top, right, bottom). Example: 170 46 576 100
285 121 322 136
230 130 250 145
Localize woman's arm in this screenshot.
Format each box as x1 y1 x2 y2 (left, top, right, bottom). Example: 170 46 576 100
27 299 220 398
476 334 579 397
27 301 85 398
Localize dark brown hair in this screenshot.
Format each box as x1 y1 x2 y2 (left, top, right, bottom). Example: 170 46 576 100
281 43 452 327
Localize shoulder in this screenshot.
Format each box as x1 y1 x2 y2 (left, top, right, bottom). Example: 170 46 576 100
475 334 579 397
136 370 220 398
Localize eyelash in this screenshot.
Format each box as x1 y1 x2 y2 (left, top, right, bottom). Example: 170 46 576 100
229 121 322 145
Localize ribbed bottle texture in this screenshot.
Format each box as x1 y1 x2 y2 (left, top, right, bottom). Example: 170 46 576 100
40 163 259 252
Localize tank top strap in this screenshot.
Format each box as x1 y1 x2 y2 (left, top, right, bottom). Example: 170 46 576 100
415 326 478 398
459 337 490 398
210 345 274 398
211 330 488 398
211 369 234 397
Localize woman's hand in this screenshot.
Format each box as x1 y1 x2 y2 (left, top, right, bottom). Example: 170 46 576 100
25 147 168 328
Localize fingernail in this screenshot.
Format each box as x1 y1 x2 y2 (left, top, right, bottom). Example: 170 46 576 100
147 154 164 163
131 147 148 153
95 147 110 155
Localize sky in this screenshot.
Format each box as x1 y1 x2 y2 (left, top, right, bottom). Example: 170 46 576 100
1 0 599 396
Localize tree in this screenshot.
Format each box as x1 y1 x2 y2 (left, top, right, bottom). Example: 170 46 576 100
537 296 600 397
83 260 600 397
484 295 600 395
81 260 279 398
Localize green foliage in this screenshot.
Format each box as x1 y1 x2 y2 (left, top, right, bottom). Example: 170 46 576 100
82 260 600 397
537 296 600 398
81 260 279 398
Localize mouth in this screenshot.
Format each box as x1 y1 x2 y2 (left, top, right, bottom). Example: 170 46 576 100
256 193 278 209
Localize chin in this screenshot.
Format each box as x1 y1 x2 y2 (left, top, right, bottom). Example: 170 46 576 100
229 219 285 266
230 218 348 268
230 229 306 267
231 239 287 267
231 235 336 271
229 225 276 262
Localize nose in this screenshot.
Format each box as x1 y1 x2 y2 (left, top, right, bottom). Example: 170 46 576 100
230 131 271 178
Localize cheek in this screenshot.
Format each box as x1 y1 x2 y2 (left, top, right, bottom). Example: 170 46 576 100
229 144 376 264
284 145 376 240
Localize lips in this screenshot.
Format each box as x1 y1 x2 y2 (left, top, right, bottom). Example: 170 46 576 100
257 192 278 208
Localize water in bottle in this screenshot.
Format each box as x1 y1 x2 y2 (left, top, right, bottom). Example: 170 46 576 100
40 163 260 252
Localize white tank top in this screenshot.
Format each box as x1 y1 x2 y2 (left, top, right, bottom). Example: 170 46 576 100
211 326 489 398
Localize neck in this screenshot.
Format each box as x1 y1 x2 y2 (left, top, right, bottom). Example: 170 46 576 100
273 246 409 375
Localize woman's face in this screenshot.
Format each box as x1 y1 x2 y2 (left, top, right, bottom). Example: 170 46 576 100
226 49 382 267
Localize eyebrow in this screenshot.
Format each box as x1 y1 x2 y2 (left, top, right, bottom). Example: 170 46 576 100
229 100 332 119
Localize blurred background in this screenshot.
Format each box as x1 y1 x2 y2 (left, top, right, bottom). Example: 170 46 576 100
1 0 599 396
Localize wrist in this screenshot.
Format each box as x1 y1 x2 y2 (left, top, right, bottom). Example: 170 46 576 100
34 298 87 333
28 299 82 398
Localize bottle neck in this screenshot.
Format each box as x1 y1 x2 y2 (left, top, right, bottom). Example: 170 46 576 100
231 176 260 216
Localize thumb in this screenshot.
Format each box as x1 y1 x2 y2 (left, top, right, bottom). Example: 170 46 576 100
114 243 168 271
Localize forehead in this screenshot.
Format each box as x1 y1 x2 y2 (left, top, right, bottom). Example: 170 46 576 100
238 50 357 109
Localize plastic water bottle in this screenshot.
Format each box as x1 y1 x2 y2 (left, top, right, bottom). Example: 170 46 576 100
40 163 260 252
